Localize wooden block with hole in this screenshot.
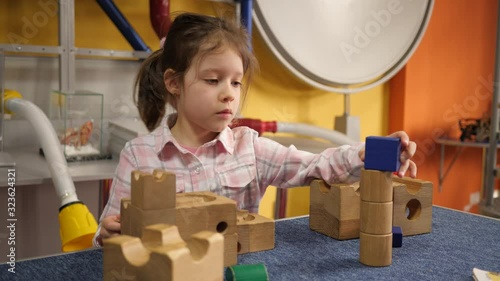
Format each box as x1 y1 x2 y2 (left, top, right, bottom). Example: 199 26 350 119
121 198 176 237
309 180 361 240
176 191 237 267
236 210 275 254
103 224 223 281
392 177 433 236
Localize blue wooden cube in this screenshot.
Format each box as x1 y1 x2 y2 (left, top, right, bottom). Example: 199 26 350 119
392 226 403 248
364 136 401 172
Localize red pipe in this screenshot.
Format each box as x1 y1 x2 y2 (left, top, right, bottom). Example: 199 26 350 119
149 0 171 39
232 118 278 136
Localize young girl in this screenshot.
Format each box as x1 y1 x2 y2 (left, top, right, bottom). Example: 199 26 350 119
93 12 417 246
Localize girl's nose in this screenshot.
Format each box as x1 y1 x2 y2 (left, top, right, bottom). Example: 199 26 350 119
220 84 236 102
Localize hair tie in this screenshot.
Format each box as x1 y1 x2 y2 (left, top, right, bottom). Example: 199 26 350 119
160 37 166 49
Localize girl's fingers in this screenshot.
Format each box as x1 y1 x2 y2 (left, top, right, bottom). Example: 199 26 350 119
397 159 417 178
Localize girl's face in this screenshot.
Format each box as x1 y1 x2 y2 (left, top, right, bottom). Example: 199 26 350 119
173 47 244 145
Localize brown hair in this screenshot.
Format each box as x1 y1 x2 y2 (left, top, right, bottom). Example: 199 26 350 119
134 12 258 131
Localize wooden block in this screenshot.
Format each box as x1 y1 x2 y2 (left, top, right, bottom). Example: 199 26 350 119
175 192 237 267
359 232 392 267
131 170 176 210
392 177 433 236
121 203 176 238
103 224 223 281
364 136 401 172
176 192 237 238
360 201 393 235
236 210 275 254
223 233 238 267
309 180 360 240
360 169 393 203
359 169 393 267
120 199 131 236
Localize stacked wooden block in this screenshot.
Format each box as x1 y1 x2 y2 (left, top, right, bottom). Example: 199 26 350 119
120 170 238 267
309 136 433 267
359 169 394 266
309 177 432 240
113 169 274 276
120 170 177 238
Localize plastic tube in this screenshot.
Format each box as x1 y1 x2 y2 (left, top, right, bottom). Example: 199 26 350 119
6 98 78 206
240 0 253 44
277 122 357 146
149 0 171 39
232 118 277 136
96 0 150 51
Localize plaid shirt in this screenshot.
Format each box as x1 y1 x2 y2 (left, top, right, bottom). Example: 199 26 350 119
94 117 364 246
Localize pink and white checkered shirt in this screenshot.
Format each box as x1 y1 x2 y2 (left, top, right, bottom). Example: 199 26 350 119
94 116 364 246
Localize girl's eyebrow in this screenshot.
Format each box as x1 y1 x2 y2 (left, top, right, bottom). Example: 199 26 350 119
199 68 243 77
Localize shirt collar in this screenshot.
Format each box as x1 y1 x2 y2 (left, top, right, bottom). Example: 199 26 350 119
152 114 235 155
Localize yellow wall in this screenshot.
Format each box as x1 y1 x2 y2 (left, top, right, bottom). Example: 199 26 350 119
1 0 387 219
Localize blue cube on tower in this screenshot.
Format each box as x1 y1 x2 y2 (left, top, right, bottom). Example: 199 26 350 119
364 136 401 172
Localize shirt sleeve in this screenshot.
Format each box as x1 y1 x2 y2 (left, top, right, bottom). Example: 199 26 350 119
254 136 365 191
92 142 138 247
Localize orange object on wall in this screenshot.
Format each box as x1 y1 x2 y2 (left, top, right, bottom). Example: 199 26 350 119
390 0 499 212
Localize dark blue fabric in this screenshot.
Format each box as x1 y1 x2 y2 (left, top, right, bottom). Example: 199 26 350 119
0 206 499 281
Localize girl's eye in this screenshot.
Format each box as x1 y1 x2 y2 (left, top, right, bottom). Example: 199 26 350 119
205 79 218 84
232 81 242 87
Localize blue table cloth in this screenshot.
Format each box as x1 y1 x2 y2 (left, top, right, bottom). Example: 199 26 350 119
1 206 499 281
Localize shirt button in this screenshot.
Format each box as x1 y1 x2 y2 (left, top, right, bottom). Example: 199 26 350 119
194 167 200 174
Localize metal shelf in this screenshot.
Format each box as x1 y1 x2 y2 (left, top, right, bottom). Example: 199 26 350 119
435 138 498 193
0 0 151 168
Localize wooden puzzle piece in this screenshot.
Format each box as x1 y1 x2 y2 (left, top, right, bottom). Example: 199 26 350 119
176 192 237 238
175 192 237 267
103 224 224 281
131 170 176 210
121 199 176 238
309 180 360 240
392 177 433 236
236 210 275 254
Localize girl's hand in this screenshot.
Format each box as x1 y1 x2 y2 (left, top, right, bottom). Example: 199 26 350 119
97 215 121 245
358 131 417 178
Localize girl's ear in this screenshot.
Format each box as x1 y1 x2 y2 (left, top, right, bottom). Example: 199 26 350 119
164 69 179 95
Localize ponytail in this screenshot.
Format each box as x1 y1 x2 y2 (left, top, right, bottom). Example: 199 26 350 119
134 49 167 132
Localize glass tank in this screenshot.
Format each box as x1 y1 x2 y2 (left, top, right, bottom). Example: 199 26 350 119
49 91 104 161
